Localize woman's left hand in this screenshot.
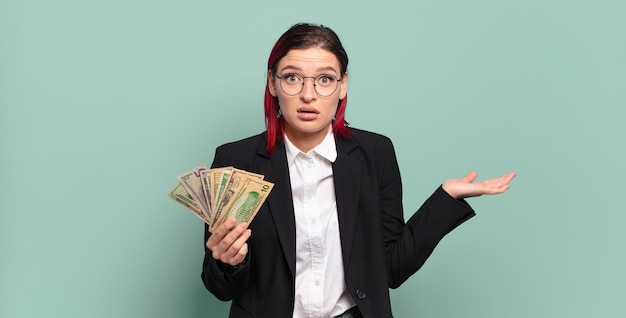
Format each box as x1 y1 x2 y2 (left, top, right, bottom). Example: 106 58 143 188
442 171 516 199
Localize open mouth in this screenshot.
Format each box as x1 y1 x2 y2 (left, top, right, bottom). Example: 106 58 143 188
297 108 319 114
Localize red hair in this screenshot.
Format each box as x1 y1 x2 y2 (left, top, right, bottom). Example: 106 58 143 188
264 23 350 153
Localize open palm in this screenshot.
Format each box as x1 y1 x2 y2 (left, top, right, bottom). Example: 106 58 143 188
442 171 516 199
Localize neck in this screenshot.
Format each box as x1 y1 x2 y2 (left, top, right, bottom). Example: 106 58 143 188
284 127 330 153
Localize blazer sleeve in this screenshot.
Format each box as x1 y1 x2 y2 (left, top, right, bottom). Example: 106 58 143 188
377 139 475 288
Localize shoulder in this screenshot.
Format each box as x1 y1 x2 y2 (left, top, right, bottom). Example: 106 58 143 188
338 127 401 180
212 132 267 168
345 127 395 149
335 127 398 165
215 132 266 152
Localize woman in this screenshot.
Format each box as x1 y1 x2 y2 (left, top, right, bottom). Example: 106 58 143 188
202 23 515 318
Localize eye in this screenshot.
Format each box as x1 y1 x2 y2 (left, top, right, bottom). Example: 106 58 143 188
317 75 336 86
283 73 301 84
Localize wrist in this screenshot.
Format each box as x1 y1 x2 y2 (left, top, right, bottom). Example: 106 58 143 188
441 183 459 199
218 255 248 274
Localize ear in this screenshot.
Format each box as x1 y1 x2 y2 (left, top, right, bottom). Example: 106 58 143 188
268 70 277 97
339 73 348 100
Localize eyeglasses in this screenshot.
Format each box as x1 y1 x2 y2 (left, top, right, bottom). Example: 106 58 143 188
274 73 342 97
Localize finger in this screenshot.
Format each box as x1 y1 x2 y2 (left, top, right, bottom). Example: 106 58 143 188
490 172 516 188
223 227 251 256
226 242 249 266
213 218 238 241
483 177 512 194
503 172 517 183
206 218 238 249
485 172 514 185
215 222 249 257
211 226 250 263
237 243 249 263
239 243 249 262
224 230 252 265
464 171 478 183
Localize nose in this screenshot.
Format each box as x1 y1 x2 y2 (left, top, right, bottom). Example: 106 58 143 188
300 77 317 102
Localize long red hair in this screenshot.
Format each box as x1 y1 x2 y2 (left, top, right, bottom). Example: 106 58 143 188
264 23 350 153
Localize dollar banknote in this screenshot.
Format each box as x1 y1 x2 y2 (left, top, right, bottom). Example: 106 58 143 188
169 166 274 232
200 169 213 220
177 165 211 221
210 167 232 215
210 177 274 232
167 183 209 224
211 169 264 227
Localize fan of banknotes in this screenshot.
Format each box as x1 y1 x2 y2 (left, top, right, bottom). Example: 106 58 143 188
168 165 274 232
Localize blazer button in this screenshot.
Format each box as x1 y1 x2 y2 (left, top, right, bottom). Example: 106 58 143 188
356 289 366 299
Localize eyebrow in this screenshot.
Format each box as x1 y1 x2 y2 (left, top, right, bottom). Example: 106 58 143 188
279 65 339 74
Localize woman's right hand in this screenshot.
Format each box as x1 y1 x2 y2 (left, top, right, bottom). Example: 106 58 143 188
206 218 251 267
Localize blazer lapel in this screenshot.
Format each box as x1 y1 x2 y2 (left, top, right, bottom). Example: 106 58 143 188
333 135 361 269
257 141 297 277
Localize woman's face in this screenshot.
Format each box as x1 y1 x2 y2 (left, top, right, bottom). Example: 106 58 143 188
268 47 347 147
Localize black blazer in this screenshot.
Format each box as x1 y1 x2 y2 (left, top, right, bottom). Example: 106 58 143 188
201 128 475 318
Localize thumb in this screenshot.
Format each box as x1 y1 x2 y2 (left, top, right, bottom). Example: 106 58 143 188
464 171 478 183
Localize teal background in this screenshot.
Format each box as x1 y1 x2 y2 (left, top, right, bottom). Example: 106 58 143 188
1 0 624 317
